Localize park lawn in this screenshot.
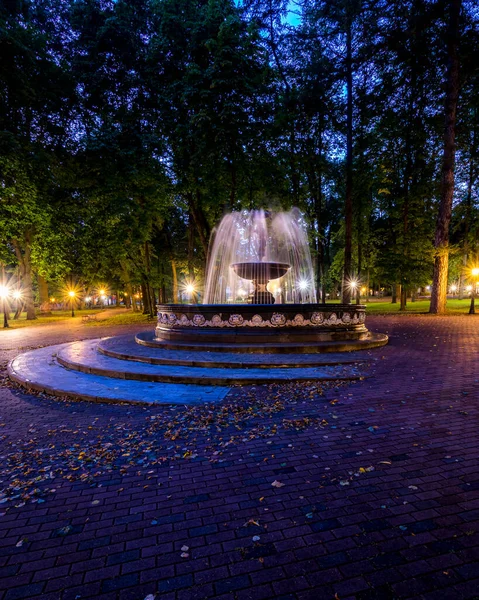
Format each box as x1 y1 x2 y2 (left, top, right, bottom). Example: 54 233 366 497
0 309 94 329
84 312 152 327
361 298 474 315
0 309 151 329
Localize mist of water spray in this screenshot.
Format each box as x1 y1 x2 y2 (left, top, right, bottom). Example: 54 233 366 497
203 208 317 304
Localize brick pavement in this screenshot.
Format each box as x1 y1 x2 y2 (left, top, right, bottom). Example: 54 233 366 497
0 315 479 599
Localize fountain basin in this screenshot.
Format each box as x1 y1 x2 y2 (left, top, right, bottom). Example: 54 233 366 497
154 303 384 350
231 261 290 283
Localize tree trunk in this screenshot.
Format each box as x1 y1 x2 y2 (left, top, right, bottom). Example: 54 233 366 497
141 281 150 315
38 275 49 305
188 191 210 257
171 260 178 302
430 0 461 314
188 212 195 280
400 286 407 311
342 14 353 304
356 197 362 305
121 262 137 312
460 113 476 299
392 284 398 304
12 236 36 319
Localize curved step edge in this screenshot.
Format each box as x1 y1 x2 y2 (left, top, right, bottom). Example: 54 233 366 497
135 330 389 354
56 341 364 386
8 344 230 405
98 335 371 369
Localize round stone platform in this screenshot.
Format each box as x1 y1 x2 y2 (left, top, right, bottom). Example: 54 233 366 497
7 333 376 404
155 303 372 346
99 334 374 367
141 330 388 354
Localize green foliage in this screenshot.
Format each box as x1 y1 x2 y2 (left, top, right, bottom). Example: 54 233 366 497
1 0 479 304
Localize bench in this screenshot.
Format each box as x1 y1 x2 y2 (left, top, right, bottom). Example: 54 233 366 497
82 314 97 323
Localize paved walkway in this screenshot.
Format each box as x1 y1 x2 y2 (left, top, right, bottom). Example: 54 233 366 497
0 315 479 599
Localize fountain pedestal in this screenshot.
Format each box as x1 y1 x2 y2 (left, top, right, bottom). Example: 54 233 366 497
231 261 290 305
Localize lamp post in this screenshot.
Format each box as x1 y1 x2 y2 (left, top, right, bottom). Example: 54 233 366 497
0 285 9 328
469 268 479 314
69 290 76 317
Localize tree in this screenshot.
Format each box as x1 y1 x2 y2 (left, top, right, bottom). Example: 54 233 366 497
430 0 462 313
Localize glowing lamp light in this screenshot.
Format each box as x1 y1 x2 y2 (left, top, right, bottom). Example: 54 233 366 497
50 297 55 303
186 284 195 294
85 296 92 302
426 285 431 291
298 279 309 292
277 288 282 294
68 290 75 298
467 285 473 291
99 289 105 296
472 268 479 277
0 285 9 299
450 285 457 292
12 291 22 300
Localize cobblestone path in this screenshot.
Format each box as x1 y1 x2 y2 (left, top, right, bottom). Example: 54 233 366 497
0 315 478 600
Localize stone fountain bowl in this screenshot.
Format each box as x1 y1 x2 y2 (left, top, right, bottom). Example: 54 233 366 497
152 302 390 352
231 261 290 283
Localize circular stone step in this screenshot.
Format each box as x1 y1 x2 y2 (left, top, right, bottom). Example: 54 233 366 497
136 330 388 354
98 334 373 368
55 340 365 385
8 344 230 405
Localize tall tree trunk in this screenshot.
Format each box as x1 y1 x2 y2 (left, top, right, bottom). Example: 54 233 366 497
171 260 178 302
356 195 362 305
121 262 137 312
12 235 36 320
400 287 407 311
141 281 150 315
188 191 210 257
430 0 461 314
392 284 398 304
342 14 353 304
460 113 476 299
38 275 49 306
188 212 195 280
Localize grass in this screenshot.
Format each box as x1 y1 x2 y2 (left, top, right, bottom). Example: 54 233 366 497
357 298 474 315
0 308 152 330
84 312 152 327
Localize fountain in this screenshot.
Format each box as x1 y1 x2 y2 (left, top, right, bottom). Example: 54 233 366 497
203 209 316 305
8 207 387 404
153 208 388 352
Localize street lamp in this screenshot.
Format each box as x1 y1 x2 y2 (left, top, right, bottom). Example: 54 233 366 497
469 268 479 314
68 290 76 317
0 285 9 328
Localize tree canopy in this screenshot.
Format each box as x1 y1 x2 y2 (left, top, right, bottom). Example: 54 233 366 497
1 0 478 315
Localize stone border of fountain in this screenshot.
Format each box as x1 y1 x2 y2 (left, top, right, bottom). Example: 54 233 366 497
155 303 379 346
